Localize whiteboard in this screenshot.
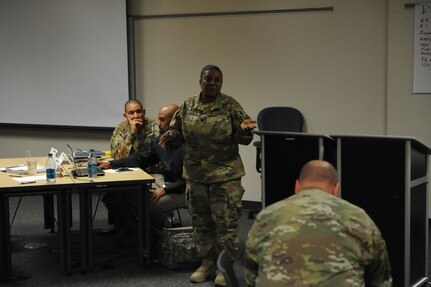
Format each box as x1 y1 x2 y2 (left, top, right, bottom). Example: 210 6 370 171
0 0 129 128
414 2 431 94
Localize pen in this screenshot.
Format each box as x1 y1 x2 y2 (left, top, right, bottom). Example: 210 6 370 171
20 181 36 185
9 175 22 177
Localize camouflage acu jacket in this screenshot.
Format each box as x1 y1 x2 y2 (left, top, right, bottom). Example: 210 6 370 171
244 188 392 287
110 117 159 160
170 93 253 184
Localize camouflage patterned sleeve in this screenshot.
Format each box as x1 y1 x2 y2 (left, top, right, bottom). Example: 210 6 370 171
146 119 161 143
110 119 160 160
364 227 393 287
243 221 260 286
227 96 253 146
110 122 133 160
236 124 253 145
168 102 185 144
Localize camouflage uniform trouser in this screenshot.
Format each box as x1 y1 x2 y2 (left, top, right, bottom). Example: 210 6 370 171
187 179 244 263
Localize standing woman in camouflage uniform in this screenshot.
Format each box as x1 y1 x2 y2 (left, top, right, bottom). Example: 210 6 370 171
160 65 256 286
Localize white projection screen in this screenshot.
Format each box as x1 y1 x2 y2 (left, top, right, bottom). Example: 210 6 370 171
0 0 129 128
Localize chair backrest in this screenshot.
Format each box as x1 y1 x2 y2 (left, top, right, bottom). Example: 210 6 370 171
257 106 304 132
216 249 240 287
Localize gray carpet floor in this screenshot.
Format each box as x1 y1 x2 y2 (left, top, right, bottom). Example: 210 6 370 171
4 194 254 287
6 194 431 287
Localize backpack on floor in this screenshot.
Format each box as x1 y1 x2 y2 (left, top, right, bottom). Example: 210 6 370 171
158 226 201 269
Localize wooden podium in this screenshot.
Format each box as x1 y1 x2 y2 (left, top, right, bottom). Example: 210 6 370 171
332 135 430 287
254 131 335 207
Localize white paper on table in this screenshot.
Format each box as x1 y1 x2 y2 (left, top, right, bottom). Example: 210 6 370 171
6 165 46 175
56 152 66 165
50 147 58 158
12 175 46 183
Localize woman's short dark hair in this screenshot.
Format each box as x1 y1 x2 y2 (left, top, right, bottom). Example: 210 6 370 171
200 65 223 80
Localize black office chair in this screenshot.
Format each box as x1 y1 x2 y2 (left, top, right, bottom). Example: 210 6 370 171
216 249 240 287
250 106 304 218
254 106 304 173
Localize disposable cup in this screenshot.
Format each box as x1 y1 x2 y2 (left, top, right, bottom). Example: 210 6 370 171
27 159 38 175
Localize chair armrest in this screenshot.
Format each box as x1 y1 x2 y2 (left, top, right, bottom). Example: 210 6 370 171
254 141 261 173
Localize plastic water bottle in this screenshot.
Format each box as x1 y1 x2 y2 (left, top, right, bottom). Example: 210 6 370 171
46 153 56 184
87 149 97 179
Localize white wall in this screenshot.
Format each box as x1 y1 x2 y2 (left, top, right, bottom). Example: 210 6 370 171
1 0 430 204
0 126 112 158
130 0 394 201
387 0 431 143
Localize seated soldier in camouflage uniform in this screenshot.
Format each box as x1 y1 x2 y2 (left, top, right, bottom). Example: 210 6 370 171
103 99 159 233
110 99 159 160
99 104 185 243
243 160 393 287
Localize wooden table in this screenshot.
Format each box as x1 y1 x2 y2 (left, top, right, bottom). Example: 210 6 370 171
0 157 154 280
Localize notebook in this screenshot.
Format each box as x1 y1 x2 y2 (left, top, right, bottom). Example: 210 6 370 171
67 144 105 177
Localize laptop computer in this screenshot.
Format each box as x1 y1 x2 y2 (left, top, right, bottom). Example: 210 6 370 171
73 150 105 162
67 144 105 177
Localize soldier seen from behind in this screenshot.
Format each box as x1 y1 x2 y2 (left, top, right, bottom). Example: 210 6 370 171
243 160 392 287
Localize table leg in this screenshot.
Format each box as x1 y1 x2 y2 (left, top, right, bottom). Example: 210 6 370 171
57 191 72 275
80 190 93 273
138 184 150 266
43 194 55 232
0 195 12 280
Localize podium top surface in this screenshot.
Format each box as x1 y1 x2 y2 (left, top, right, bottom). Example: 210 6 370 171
331 134 431 154
254 132 431 154
254 130 333 140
